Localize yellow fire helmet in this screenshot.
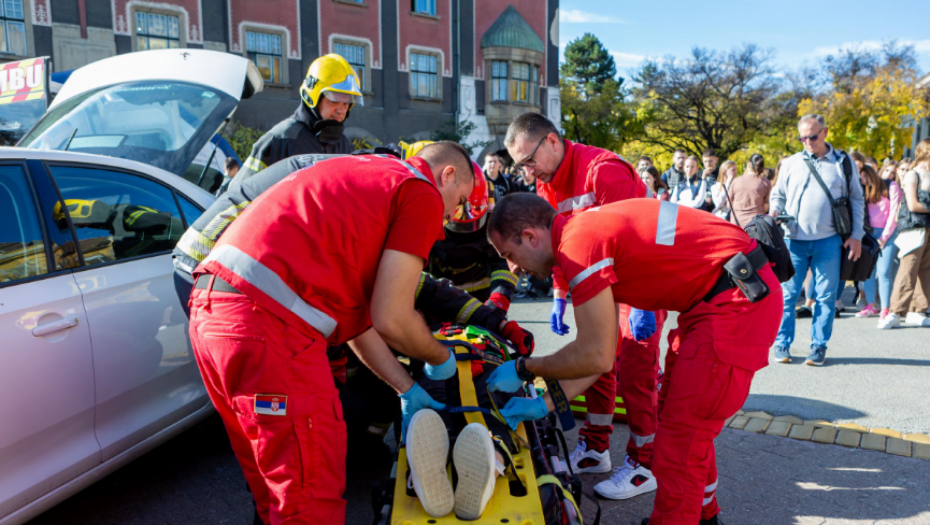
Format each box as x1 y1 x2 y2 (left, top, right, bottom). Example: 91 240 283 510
53 199 95 225
300 53 364 111
398 140 434 160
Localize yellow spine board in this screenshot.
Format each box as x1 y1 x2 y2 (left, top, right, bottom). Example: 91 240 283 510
393 342 546 524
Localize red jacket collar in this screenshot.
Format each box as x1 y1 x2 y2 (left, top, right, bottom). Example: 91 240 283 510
405 157 437 188
548 139 575 189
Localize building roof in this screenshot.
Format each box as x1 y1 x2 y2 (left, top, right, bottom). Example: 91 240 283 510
918 72 930 89
480 5 545 54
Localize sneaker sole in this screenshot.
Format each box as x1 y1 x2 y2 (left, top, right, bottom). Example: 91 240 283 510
407 410 454 518
776 356 791 363
594 474 657 500
804 359 824 367
453 423 496 520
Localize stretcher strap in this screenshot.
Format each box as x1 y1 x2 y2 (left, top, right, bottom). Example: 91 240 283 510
492 436 528 497
536 475 583 525
455 346 489 427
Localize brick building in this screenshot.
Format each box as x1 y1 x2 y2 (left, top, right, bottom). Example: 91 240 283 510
9 0 560 159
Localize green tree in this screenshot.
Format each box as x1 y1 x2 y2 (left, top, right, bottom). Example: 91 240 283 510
630 44 787 160
559 33 637 151
798 43 929 159
560 32 617 95
223 121 265 161
430 119 491 156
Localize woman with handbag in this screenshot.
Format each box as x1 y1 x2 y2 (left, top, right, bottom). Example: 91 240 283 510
856 164 901 318
880 139 930 329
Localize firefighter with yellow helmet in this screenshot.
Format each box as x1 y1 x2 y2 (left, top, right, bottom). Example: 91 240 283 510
238 53 362 179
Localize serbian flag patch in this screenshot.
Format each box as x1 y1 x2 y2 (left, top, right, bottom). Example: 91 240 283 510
254 394 288 416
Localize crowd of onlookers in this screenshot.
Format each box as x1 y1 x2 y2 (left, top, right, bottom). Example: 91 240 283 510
484 113 930 367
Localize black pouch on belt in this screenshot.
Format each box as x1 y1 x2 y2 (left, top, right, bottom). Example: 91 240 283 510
722 248 770 303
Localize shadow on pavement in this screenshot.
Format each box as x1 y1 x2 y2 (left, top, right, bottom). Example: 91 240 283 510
743 394 868 421
822 357 930 367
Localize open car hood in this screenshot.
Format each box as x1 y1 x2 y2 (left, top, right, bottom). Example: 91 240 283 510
19 50 262 188
51 49 263 108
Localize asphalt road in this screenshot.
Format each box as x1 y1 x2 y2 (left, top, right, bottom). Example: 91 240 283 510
513 291 930 434
26 292 930 524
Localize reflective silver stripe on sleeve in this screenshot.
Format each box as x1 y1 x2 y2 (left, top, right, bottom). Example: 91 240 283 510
655 200 679 246
705 480 718 492
631 432 655 447
702 495 715 505
586 412 614 426
205 245 338 338
557 192 597 214
568 258 615 289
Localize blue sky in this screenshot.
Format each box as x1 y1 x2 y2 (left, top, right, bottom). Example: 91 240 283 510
558 0 930 78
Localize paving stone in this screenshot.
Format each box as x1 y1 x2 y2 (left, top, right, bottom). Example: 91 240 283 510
886 438 912 457
742 417 771 433
860 433 886 451
834 429 861 448
725 415 735 427
728 415 749 430
735 409 745 416
914 443 930 460
765 421 792 437
772 415 803 425
804 420 835 427
742 411 773 420
788 424 814 441
903 433 930 444
835 423 869 432
869 428 902 439
811 426 837 444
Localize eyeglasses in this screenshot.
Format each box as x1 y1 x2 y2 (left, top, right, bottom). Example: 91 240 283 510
514 135 547 171
798 128 824 143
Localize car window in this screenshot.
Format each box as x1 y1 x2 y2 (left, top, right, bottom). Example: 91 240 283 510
0 165 49 284
177 194 204 225
49 166 186 265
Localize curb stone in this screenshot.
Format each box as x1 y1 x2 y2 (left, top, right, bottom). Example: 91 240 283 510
726 410 929 459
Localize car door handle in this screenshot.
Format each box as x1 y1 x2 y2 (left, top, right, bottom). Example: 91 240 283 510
32 316 80 337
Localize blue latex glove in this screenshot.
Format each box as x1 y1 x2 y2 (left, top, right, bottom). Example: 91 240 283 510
424 348 457 381
628 308 657 341
485 360 525 393
399 382 445 441
499 397 549 430
550 298 570 336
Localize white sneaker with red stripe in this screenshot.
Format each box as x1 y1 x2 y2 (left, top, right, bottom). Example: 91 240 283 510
594 455 657 500
569 441 612 474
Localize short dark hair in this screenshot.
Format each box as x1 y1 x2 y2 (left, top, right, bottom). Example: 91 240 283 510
225 157 240 170
673 149 687 156
487 193 557 244
416 140 475 182
702 148 716 157
637 155 652 163
504 112 560 148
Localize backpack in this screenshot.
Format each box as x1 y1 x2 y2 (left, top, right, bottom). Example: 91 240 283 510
743 214 795 283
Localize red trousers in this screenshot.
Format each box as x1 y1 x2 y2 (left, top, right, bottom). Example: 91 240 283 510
189 287 347 525
579 305 664 460
650 267 782 524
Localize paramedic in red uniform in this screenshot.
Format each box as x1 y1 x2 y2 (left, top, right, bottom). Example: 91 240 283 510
484 194 782 525
504 111 663 498
189 142 476 525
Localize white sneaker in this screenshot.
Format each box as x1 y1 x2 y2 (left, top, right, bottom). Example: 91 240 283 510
569 441 612 474
593 455 658 500
406 409 454 518
452 423 497 520
904 312 930 327
878 313 901 330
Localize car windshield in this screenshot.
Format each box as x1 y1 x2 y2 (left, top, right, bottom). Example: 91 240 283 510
18 81 237 177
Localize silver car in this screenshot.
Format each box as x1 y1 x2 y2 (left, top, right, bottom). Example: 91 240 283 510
0 49 262 524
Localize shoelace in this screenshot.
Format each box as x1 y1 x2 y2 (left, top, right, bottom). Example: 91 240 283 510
608 464 636 484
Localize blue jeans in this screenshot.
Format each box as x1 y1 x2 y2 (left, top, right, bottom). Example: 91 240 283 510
863 229 899 309
776 235 842 350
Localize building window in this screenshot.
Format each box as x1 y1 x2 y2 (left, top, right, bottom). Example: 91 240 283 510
334 42 366 91
135 12 181 50
246 31 283 84
491 61 507 101
411 0 436 16
512 62 530 103
0 0 27 56
531 65 539 106
410 53 437 99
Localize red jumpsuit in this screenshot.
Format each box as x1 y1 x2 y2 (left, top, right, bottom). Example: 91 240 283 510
553 200 782 524
536 140 657 460
191 155 445 524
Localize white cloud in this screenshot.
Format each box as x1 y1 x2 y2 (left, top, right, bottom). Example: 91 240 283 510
610 51 646 67
811 39 930 58
559 9 622 24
